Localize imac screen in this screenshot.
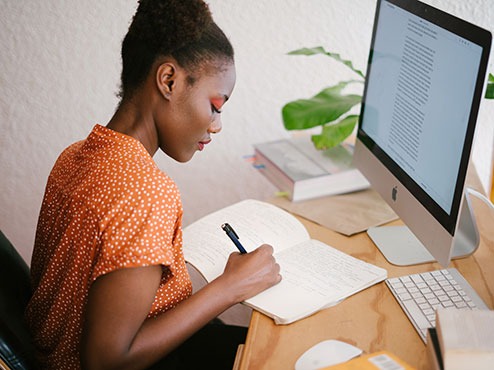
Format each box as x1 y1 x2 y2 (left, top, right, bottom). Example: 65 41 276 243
354 0 491 266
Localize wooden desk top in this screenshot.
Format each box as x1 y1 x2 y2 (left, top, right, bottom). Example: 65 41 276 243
238 193 493 370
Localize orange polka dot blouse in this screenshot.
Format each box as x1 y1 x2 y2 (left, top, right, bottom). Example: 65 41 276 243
25 125 193 369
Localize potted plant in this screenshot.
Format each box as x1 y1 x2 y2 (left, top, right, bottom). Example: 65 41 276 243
282 46 494 150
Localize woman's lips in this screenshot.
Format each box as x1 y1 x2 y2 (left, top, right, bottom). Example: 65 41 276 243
198 139 211 151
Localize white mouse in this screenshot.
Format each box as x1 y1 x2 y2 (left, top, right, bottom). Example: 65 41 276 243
294 339 363 370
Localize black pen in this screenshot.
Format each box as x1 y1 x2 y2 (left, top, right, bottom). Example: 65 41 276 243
221 223 247 254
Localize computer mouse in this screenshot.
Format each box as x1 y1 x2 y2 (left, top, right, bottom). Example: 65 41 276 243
294 339 363 370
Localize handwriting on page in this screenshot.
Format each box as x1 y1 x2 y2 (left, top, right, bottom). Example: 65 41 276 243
275 240 384 298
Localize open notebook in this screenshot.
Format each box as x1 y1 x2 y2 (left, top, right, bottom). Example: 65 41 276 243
183 199 387 324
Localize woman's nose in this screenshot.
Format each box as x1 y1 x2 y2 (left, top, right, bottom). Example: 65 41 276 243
209 116 222 134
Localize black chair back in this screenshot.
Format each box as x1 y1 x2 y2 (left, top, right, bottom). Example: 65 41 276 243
0 231 37 370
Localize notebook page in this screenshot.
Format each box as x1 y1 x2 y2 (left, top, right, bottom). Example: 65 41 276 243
183 199 309 282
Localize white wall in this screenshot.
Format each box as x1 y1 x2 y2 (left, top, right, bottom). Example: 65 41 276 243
1 0 493 264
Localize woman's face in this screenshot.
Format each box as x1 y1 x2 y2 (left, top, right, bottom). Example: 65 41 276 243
157 62 236 162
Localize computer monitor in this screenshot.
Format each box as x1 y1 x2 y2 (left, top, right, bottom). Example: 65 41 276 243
353 0 492 267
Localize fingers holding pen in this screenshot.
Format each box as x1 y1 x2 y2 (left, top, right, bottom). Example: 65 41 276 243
222 243 282 303
220 223 281 301
222 223 280 276
252 244 282 285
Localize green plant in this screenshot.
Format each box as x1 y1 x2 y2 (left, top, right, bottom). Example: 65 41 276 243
281 46 365 149
282 46 494 150
487 73 494 99
281 47 365 150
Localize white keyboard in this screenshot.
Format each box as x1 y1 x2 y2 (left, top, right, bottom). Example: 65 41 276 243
386 268 488 342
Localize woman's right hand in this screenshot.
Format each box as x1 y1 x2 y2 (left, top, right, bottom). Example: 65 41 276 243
218 244 282 304
82 245 280 370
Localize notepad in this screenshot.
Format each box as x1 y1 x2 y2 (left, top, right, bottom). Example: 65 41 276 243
183 199 387 324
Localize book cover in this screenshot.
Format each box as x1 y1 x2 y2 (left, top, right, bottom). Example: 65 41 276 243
426 328 444 370
322 350 417 369
254 137 369 202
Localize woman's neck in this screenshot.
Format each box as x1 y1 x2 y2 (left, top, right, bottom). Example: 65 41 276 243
107 96 159 156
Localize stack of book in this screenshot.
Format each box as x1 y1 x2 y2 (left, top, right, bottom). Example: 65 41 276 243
427 308 494 370
254 137 369 202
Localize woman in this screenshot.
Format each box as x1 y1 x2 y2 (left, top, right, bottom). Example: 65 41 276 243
25 1 281 369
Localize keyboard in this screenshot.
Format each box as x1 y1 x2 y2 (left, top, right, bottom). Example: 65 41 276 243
385 268 488 342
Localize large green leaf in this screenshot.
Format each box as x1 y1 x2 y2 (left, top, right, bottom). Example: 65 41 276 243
282 83 361 130
311 115 359 150
288 46 365 79
486 73 494 99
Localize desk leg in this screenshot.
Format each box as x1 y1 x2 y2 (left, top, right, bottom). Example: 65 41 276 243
233 344 245 370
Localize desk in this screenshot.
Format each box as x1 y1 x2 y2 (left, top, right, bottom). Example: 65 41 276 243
238 193 494 370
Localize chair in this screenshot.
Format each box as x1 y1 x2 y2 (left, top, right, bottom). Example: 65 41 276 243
0 230 38 370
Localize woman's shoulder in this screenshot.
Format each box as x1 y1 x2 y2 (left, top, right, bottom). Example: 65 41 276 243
84 125 176 189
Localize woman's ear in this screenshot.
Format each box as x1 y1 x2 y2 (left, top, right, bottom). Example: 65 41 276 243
156 62 177 100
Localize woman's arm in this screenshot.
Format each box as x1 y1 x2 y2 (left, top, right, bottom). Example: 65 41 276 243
81 244 280 370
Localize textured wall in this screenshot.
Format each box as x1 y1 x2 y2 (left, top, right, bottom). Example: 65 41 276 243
1 0 493 263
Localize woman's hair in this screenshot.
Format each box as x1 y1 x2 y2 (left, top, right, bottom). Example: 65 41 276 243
119 0 234 99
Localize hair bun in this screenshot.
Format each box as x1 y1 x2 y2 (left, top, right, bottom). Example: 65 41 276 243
131 0 213 52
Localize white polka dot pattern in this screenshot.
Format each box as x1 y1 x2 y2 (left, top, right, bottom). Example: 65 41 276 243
25 124 192 369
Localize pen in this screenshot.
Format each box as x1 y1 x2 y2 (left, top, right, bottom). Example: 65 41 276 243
221 223 247 254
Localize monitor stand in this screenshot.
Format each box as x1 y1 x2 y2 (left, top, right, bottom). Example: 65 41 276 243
367 189 480 266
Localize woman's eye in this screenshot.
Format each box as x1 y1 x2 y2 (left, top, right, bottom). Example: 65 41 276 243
211 104 222 114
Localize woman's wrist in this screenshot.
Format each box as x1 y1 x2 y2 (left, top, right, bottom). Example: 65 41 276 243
208 274 243 307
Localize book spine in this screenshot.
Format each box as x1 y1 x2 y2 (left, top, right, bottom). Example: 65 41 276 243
254 148 296 200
